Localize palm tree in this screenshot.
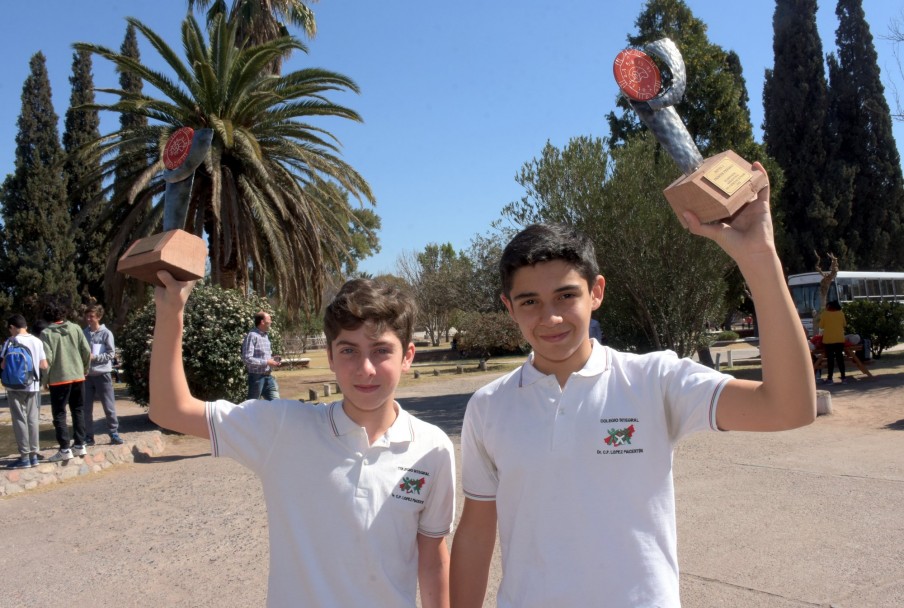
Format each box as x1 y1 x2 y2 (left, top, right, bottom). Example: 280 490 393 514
190 0 316 72
74 13 373 315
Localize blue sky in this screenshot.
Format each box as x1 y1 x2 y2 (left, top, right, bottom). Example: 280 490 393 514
1 1 902 276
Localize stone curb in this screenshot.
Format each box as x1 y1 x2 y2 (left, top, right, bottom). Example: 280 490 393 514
0 431 166 497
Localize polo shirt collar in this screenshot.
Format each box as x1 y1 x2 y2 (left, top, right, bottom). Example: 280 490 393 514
520 340 610 387
328 401 415 443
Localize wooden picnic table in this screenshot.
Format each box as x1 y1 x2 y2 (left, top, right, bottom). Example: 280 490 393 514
812 344 873 378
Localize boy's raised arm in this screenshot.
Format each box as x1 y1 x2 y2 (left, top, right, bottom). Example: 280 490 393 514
148 270 209 439
684 163 816 431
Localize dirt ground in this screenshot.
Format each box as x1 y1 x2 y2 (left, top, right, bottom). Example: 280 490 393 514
1 353 902 607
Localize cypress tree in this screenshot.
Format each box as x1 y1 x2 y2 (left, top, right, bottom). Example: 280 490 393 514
0 52 78 318
763 0 830 273
106 23 154 319
827 0 904 269
63 48 106 301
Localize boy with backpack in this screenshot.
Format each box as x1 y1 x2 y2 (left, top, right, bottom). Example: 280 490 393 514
149 272 455 607
2 314 48 469
451 165 817 607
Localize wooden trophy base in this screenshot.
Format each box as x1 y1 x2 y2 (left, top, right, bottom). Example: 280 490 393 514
117 229 207 286
663 150 768 226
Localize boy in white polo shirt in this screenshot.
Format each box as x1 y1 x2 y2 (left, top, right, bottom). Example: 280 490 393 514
149 274 455 608
451 165 816 607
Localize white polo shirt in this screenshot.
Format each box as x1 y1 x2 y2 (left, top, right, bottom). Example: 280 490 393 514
207 399 456 607
461 341 731 608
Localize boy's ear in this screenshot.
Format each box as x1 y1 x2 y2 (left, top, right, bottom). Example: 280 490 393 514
591 275 606 311
401 341 416 371
500 294 514 317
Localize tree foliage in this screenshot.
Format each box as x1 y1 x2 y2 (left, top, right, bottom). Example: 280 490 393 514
63 49 107 302
462 229 510 314
75 14 374 319
398 243 470 347
105 23 153 323
119 282 280 405
843 300 904 358
503 134 729 356
607 0 760 160
0 53 78 319
826 0 904 270
455 311 526 360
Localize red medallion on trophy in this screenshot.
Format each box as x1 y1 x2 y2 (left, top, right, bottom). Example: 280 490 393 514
613 49 662 102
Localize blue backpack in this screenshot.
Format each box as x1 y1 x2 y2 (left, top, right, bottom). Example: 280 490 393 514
1 339 37 389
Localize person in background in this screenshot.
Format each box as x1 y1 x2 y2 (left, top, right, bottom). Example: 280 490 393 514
83 303 123 445
242 311 281 400
2 314 48 468
818 300 847 384
41 295 91 463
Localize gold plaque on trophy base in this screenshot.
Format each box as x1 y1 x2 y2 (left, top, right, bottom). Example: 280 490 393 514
663 150 768 227
117 229 207 286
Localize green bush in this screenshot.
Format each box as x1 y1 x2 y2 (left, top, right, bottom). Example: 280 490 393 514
119 283 280 405
843 300 904 358
715 330 740 342
455 311 528 360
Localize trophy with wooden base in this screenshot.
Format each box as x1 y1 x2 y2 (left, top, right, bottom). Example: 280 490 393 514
613 38 767 226
117 127 213 286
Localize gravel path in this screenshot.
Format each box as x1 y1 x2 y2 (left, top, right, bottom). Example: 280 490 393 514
2 369 903 607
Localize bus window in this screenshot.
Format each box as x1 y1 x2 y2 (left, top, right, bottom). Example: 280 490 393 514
790 284 820 316
835 279 853 302
867 279 880 299
896 280 904 298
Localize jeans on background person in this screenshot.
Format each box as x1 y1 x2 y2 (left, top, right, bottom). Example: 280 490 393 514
49 382 87 449
247 372 280 401
84 373 119 441
825 342 846 381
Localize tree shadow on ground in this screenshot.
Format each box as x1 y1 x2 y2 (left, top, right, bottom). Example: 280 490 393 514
884 419 904 431
398 392 472 436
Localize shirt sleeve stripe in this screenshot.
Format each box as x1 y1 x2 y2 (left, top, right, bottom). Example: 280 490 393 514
418 526 452 538
463 490 497 501
709 376 731 431
206 401 219 457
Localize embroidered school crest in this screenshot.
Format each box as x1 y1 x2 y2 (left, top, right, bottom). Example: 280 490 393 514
399 476 426 495
604 424 636 446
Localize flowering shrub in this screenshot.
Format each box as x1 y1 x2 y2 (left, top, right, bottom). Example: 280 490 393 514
119 283 280 405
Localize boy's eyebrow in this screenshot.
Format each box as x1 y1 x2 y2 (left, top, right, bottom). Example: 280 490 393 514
511 283 583 301
333 337 396 348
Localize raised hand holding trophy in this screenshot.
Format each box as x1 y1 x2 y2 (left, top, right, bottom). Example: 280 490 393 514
613 38 767 225
117 127 213 286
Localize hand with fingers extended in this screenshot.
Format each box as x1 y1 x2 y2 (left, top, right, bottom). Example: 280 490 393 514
681 162 776 265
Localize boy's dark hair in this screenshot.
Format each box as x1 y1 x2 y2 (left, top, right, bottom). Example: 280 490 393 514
84 303 105 319
324 279 416 350
826 301 842 311
499 223 600 297
7 314 27 330
42 294 71 323
31 319 48 337
254 311 268 328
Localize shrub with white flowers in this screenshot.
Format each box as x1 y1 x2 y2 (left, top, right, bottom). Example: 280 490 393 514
119 283 281 405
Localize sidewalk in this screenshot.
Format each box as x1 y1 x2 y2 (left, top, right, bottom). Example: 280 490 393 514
1 371 903 606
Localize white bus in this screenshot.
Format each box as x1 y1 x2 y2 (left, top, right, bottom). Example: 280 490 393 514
788 271 904 336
